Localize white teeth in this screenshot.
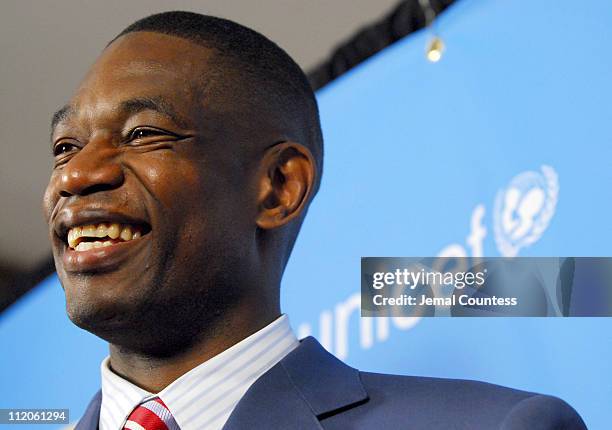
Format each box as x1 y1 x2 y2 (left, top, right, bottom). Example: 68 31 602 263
108 224 120 239
96 223 108 238
67 222 145 250
82 225 96 237
75 242 94 252
120 226 132 241
68 226 82 248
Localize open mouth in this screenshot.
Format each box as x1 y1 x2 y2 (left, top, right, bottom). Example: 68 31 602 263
66 222 151 252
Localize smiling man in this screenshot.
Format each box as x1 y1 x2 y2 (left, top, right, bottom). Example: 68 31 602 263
43 11 586 430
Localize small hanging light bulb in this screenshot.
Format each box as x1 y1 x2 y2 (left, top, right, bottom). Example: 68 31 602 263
426 36 445 63
418 0 445 63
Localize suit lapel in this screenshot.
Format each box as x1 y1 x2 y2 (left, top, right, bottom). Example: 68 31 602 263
77 338 368 430
222 363 323 429
223 337 368 430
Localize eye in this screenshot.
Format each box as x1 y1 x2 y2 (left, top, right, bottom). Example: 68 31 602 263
128 127 168 141
53 142 78 157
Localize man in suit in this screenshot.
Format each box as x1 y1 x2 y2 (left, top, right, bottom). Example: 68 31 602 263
43 11 586 430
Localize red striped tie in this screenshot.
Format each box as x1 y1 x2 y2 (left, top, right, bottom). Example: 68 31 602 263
123 397 179 430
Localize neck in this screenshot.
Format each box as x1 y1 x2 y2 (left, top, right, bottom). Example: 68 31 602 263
107 303 280 393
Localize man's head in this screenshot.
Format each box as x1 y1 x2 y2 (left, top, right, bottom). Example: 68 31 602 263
43 11 323 355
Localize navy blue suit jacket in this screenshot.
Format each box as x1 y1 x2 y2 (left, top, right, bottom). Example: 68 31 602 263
76 337 586 429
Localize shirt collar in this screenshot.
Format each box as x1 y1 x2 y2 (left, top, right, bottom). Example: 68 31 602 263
99 314 298 430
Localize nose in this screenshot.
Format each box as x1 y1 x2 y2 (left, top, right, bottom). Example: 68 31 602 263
58 140 124 198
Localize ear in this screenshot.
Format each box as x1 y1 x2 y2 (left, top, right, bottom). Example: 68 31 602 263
256 142 316 230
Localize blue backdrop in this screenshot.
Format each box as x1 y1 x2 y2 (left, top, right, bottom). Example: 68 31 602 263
1 0 611 428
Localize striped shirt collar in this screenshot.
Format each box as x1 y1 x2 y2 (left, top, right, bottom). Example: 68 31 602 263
99 314 298 430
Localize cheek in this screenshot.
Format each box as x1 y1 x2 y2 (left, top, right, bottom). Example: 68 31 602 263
42 175 60 222
129 149 255 238
132 152 204 204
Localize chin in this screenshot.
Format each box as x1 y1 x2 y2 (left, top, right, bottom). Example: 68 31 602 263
60 263 244 355
62 275 149 338
65 291 126 335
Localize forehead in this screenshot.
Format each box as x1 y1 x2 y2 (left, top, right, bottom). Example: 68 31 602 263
72 32 214 112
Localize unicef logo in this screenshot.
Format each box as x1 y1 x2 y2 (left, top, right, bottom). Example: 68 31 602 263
493 165 559 257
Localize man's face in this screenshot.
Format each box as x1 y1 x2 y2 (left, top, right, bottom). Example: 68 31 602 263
43 32 259 347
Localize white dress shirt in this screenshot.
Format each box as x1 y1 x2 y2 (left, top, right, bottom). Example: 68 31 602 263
99 314 298 430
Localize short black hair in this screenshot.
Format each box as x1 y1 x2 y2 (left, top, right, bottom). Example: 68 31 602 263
112 11 323 191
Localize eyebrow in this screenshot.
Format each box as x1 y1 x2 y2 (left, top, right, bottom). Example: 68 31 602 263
119 96 189 129
49 95 189 134
50 105 74 132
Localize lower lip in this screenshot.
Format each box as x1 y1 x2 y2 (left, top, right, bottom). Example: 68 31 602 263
61 234 150 273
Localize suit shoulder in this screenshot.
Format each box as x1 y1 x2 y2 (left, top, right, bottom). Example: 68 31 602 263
501 394 587 429
75 390 102 430
354 372 586 429
359 371 532 401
